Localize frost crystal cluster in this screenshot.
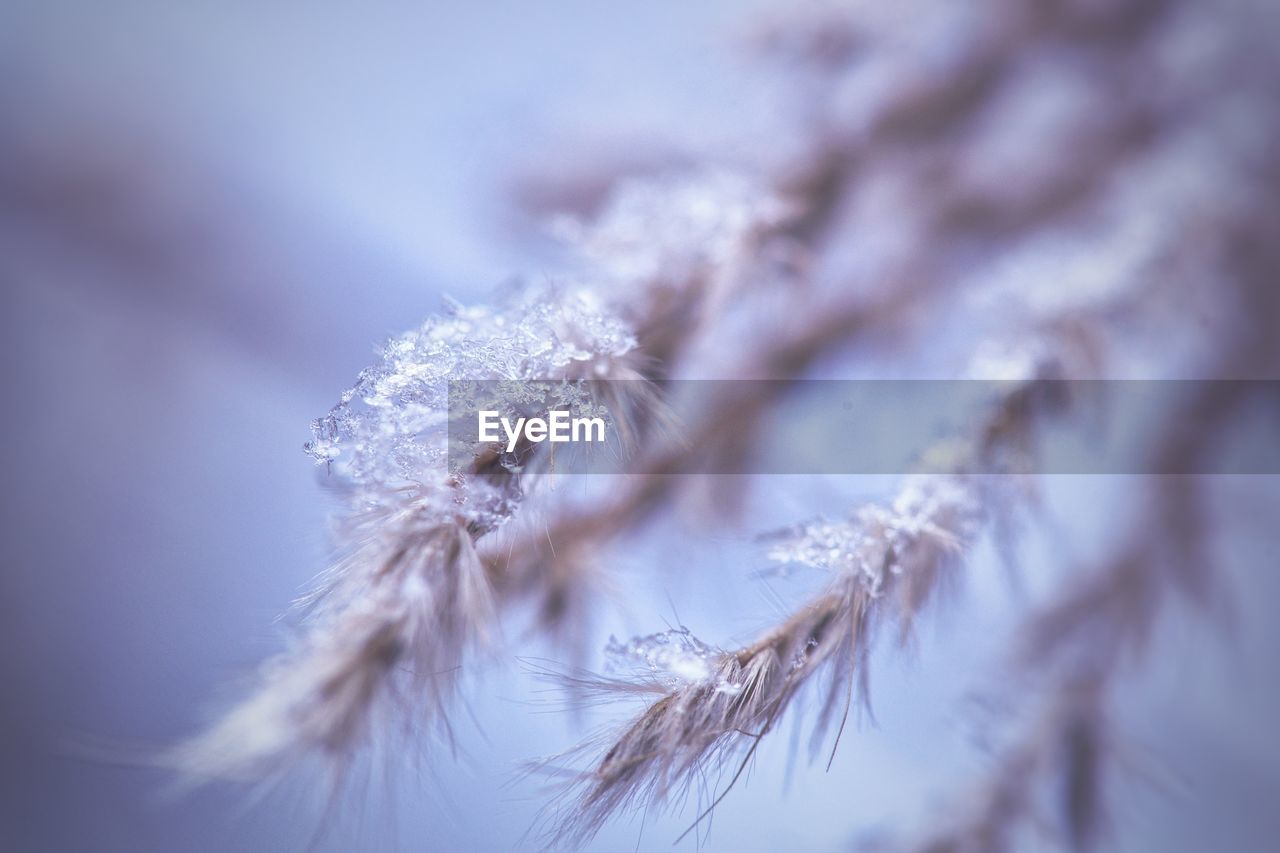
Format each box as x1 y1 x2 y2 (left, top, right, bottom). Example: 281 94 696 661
604 628 719 687
554 170 793 294
765 478 982 596
303 287 636 528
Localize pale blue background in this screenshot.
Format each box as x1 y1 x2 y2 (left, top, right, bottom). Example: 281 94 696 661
2 2 1278 851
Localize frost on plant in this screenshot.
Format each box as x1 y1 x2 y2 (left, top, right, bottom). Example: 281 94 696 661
764 478 983 598
553 170 794 290
177 0 1280 848
176 286 639 781
552 168 797 372
538 474 990 848
604 629 720 688
305 286 635 509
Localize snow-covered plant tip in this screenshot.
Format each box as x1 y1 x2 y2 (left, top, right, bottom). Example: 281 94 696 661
182 0 1280 849
175 287 640 781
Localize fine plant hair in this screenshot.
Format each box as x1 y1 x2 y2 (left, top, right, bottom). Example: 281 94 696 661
174 288 648 780
181 0 1280 849
533 371 1073 848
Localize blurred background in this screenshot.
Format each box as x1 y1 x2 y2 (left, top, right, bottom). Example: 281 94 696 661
3 1 1279 851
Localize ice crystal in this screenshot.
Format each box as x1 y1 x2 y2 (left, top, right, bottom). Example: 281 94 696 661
888 477 983 547
302 286 636 529
552 170 793 289
765 477 981 595
604 628 719 687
